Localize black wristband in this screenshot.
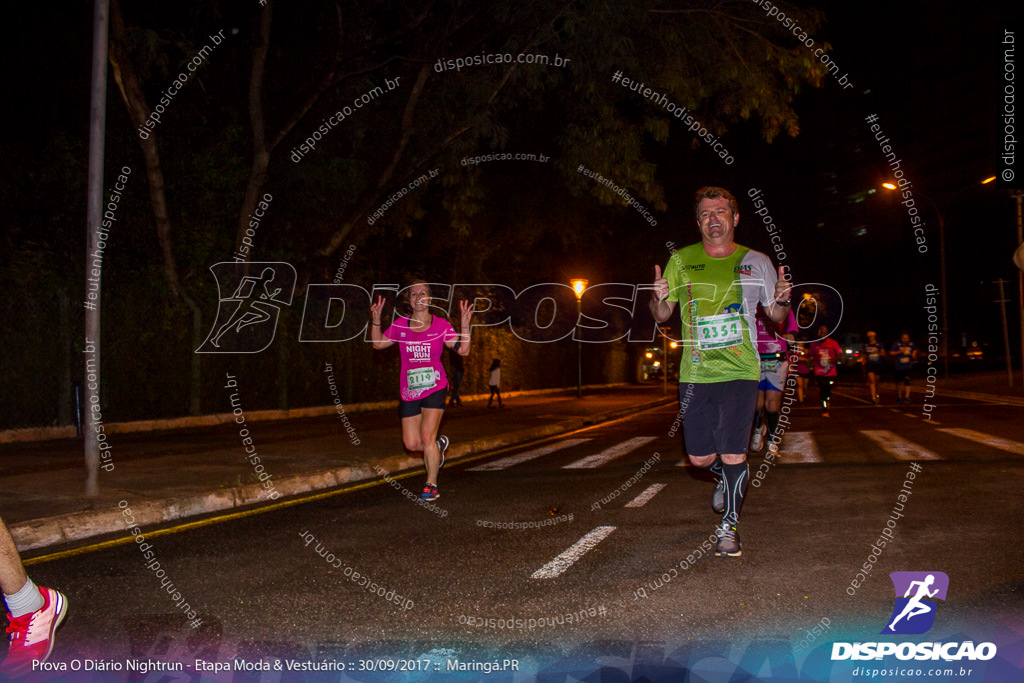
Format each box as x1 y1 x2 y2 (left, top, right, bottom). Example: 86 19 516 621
776 299 791 306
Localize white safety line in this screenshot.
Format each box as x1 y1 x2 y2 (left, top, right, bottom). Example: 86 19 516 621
937 428 1024 456
530 526 616 579
467 438 592 471
833 390 873 405
624 483 668 508
861 430 941 460
563 436 657 469
779 432 822 463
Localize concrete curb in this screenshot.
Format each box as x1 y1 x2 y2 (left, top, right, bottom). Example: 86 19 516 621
12 395 674 554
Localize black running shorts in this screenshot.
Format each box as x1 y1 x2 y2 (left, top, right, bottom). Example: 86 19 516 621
678 380 758 457
398 387 448 418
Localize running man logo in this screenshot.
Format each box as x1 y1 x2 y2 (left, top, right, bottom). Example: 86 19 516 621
196 262 296 353
881 571 949 635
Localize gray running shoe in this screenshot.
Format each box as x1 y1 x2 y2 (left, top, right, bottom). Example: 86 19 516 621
436 435 449 469
715 521 742 557
750 423 766 452
712 477 726 514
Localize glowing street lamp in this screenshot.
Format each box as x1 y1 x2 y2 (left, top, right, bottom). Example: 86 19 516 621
570 279 588 398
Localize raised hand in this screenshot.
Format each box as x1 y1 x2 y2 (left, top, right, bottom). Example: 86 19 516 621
459 299 474 329
370 295 386 324
652 264 669 302
774 265 792 304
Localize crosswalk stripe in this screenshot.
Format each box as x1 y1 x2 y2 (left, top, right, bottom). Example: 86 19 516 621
530 526 616 579
563 437 657 469
663 428 1016 466
833 390 873 406
779 432 822 463
937 428 1024 456
624 483 668 508
861 430 941 460
467 438 592 471
676 433 820 465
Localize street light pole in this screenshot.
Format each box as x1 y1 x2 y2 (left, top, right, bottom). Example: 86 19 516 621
995 278 1013 387
1014 191 1024 388
571 279 588 399
577 296 583 398
934 200 949 380
663 329 668 395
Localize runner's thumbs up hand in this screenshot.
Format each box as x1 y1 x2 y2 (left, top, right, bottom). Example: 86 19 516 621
774 265 792 304
652 265 669 302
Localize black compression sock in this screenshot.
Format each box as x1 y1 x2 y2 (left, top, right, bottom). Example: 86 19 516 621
722 461 749 525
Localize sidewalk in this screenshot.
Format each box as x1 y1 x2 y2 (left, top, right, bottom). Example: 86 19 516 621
1 385 676 555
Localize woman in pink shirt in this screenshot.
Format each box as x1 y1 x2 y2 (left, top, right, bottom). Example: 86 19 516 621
371 282 473 501
809 324 843 418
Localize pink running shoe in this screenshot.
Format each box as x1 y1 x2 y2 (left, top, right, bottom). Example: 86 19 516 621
1 587 68 677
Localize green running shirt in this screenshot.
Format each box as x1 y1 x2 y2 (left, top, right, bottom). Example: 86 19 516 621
664 243 779 384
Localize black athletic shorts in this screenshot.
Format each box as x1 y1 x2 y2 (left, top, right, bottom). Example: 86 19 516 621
679 380 758 457
893 368 912 385
398 387 447 418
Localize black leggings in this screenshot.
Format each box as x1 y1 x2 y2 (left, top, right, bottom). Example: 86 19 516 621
488 385 502 405
817 375 834 402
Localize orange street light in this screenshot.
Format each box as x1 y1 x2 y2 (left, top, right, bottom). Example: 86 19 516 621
571 278 588 300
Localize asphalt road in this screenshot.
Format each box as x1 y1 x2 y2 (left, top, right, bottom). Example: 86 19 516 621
25 387 1024 679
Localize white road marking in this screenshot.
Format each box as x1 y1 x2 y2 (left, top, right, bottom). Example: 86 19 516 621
530 526 616 579
563 436 657 469
861 430 941 460
676 433 821 464
778 432 822 463
467 438 592 471
833 390 873 405
624 483 668 508
937 428 1024 456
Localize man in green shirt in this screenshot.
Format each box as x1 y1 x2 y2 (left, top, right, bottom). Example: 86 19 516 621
651 186 792 557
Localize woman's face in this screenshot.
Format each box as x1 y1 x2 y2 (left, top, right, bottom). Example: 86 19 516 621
409 284 430 311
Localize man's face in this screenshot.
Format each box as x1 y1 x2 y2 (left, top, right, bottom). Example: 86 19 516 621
696 197 737 244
